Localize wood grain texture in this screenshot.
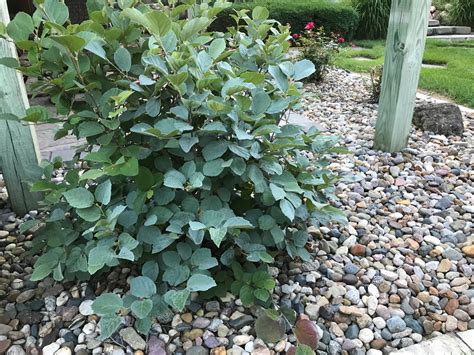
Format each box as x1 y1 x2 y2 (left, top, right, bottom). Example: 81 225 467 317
0 0 41 215
374 0 432 152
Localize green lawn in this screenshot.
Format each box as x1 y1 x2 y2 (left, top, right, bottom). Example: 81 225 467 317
334 39 474 108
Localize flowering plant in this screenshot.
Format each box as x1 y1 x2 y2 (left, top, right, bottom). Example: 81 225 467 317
291 23 344 82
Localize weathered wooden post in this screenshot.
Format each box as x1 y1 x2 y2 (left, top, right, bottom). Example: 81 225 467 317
374 0 432 152
0 0 42 215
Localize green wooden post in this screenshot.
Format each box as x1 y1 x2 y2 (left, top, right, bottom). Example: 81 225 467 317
0 0 42 215
374 0 432 152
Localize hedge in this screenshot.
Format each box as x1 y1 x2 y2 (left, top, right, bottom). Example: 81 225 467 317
211 1 360 39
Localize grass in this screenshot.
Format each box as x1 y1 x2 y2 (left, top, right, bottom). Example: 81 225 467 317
334 39 474 108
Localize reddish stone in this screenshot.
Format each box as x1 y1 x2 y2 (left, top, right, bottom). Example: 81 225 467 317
350 244 366 256
445 299 459 315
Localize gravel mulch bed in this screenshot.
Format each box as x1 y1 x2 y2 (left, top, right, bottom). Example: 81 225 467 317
0 69 473 355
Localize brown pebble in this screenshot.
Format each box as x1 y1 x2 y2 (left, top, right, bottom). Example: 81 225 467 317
370 339 387 349
445 299 459 315
211 347 227 355
181 313 193 323
389 294 400 304
350 244 366 256
462 245 474 258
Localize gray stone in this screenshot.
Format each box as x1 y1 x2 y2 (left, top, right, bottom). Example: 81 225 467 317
0 324 13 335
387 316 407 333
186 346 208 355
16 289 36 303
435 197 453 210
6 345 26 355
205 301 220 312
413 103 464 136
442 248 463 261
228 315 254 330
346 289 361 305
192 317 211 329
119 327 146 350
345 324 359 339
79 300 94 316
328 340 341 355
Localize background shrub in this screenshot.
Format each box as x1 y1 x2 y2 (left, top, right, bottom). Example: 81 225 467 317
3 0 345 338
450 0 474 27
351 0 391 39
211 0 359 39
296 24 343 82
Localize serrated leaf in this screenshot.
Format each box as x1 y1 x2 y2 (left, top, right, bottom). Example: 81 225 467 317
92 293 123 316
254 288 270 302
209 227 227 248
258 215 275 231
295 344 315 355
252 6 269 20
294 60 316 81
239 285 255 306
179 136 199 153
164 169 187 189
142 261 159 281
98 315 121 340
203 159 225 177
131 299 153 319
146 98 161 117
114 47 132 72
63 188 94 209
76 205 101 222
255 311 285 343
295 318 319 350
223 217 254 229
130 276 156 298
280 199 295 221
269 183 286 200
7 12 34 41
19 220 39 234
202 141 228 161
166 288 190 311
187 274 216 292
43 0 69 25
209 38 226 59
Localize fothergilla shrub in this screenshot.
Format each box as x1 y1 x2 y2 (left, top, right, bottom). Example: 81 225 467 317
1 0 345 337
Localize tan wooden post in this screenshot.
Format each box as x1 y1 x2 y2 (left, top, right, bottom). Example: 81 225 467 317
0 0 42 215
374 0 432 152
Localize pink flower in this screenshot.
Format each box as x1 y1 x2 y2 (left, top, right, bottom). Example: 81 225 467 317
305 22 315 30
292 33 300 39
337 37 345 44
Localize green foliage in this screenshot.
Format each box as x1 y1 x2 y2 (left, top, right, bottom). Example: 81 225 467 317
351 0 391 39
2 0 345 338
211 0 359 39
255 309 287 343
450 0 474 27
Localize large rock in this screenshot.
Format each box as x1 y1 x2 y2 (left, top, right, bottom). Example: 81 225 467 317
413 103 464 136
